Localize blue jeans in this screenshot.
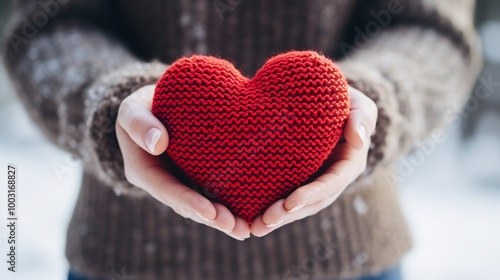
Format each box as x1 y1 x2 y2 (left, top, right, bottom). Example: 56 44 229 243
69 265 402 280
353 265 402 280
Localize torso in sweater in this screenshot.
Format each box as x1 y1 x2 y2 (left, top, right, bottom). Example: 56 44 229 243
116 0 357 73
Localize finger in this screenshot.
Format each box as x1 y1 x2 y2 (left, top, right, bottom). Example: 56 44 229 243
253 200 291 237
283 141 370 212
212 203 236 233
117 124 217 221
117 85 169 155
147 166 218 222
250 216 271 237
226 216 251 241
344 116 367 151
190 205 250 241
344 86 378 151
261 199 287 228
264 188 341 228
182 203 251 241
253 190 342 237
233 216 251 237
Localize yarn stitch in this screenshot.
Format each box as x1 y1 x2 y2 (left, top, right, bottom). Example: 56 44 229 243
153 51 349 222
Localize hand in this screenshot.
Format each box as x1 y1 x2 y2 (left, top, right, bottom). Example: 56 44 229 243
115 85 251 241
251 85 378 237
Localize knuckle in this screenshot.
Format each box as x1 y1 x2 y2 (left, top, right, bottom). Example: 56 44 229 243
118 97 132 113
116 103 128 123
128 116 143 136
117 99 138 128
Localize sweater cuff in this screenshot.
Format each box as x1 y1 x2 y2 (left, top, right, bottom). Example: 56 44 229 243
84 61 168 196
337 61 400 187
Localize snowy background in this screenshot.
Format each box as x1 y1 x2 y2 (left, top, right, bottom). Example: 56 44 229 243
1 1 500 280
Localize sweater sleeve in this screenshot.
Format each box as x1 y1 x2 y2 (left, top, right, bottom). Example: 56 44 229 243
2 0 167 196
337 0 483 187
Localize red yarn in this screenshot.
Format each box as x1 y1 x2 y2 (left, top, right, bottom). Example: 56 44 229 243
152 51 349 222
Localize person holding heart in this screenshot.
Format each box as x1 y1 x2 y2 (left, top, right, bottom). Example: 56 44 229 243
3 0 482 279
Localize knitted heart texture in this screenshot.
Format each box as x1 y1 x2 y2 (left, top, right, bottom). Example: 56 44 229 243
152 51 349 223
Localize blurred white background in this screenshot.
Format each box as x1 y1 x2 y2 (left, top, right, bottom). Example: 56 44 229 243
1 1 500 280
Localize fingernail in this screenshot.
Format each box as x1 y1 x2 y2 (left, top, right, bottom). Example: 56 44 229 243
145 128 161 153
195 212 214 223
265 219 284 228
288 204 305 213
226 232 245 241
357 125 367 147
215 226 232 234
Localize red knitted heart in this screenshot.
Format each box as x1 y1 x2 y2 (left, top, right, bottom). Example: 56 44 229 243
152 51 349 222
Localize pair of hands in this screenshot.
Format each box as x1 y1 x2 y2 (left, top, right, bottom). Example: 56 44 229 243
116 84 378 241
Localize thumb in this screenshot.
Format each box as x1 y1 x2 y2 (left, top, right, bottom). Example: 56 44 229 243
117 85 169 155
343 86 378 151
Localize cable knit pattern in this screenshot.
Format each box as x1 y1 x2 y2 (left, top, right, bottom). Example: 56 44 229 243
153 51 349 222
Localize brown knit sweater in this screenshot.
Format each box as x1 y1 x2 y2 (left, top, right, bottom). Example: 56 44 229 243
2 0 482 279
